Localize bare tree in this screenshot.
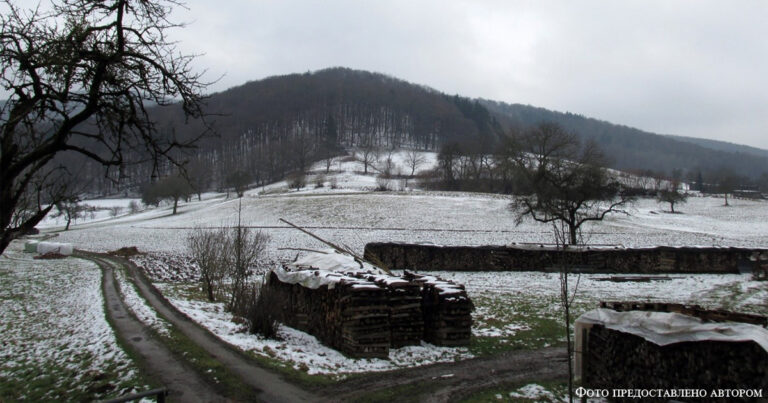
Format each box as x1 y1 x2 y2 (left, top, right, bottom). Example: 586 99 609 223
0 0 207 254
356 134 379 174
53 197 87 230
510 123 632 245
552 221 582 403
657 182 687 213
226 170 251 198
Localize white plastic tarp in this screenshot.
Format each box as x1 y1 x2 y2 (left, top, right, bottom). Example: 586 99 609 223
271 250 383 290
574 308 768 379
24 240 40 253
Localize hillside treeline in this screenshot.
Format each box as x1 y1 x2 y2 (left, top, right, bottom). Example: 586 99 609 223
76 68 503 195
71 67 768 197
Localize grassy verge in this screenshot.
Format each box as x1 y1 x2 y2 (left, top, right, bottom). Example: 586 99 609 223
460 380 568 403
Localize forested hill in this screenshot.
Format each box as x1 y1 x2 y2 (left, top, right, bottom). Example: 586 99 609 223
84 67 767 194
481 100 768 179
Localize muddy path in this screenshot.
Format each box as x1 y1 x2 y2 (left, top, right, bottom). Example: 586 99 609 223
81 252 228 402
80 251 317 403
84 250 567 402
318 347 568 402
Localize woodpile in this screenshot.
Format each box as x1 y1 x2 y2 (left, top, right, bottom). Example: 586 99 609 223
264 251 474 358
584 325 768 402
365 242 765 274
404 271 473 347
267 271 391 358
349 272 424 348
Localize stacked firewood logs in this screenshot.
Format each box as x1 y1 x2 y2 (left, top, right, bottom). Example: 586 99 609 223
404 271 473 347
267 271 390 358
266 267 474 358
350 273 425 348
585 325 768 401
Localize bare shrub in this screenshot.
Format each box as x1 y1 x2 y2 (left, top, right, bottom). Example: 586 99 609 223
375 175 390 191
225 224 270 315
128 200 141 214
314 174 326 188
288 172 306 190
329 177 339 189
109 206 123 217
187 227 227 302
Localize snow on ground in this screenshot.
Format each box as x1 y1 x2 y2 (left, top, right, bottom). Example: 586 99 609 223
156 283 472 377
52 191 768 261
114 268 171 337
0 242 148 401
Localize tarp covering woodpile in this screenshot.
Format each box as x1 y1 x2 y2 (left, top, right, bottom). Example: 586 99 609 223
266 250 473 358
575 303 768 399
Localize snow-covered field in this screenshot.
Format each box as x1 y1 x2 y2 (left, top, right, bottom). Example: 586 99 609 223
22 152 768 379
0 243 148 401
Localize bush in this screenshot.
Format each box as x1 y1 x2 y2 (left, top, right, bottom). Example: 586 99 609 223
108 206 123 217
314 174 326 188
128 200 141 214
375 175 390 191
288 173 306 190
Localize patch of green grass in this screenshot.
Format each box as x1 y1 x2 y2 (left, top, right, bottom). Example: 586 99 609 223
0 353 148 402
470 295 567 355
460 380 568 403
354 381 441 403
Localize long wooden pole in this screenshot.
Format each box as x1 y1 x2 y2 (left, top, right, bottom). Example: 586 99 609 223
279 218 391 274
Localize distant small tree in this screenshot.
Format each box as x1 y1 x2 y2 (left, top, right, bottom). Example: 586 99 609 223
158 175 193 215
657 184 687 213
717 172 739 206
405 149 427 177
226 170 252 198
183 159 213 201
288 172 306 190
141 183 161 207
53 198 87 231
509 123 632 245
356 135 379 174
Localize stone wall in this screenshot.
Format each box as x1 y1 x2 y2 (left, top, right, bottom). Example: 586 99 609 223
364 243 763 274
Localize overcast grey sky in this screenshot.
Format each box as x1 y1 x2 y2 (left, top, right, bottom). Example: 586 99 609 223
6 1 767 149
163 0 768 149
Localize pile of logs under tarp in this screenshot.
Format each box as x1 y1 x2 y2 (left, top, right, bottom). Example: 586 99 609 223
584 326 768 402
579 303 768 402
266 252 473 358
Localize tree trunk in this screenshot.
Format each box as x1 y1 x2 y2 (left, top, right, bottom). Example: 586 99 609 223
670 202 675 213
65 217 72 231
173 198 178 214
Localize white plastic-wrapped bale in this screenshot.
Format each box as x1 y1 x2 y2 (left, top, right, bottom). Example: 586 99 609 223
24 240 40 253
36 242 74 256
